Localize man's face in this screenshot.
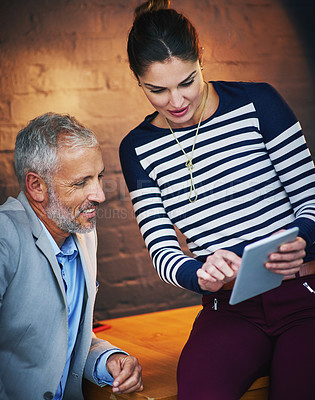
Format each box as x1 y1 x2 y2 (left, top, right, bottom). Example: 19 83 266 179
44 145 105 234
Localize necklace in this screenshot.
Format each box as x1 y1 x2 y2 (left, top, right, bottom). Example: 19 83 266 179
165 81 209 203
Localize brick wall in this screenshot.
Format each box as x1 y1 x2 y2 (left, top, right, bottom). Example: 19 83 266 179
0 0 314 319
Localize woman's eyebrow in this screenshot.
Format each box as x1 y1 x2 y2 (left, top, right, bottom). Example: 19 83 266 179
144 70 197 89
180 70 197 83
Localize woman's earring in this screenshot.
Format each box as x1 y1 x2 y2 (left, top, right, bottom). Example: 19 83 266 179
138 82 142 87
201 66 204 71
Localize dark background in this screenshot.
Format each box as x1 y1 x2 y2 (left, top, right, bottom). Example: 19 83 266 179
0 0 314 319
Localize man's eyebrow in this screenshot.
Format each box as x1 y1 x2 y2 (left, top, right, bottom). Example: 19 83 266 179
144 70 197 89
70 167 105 184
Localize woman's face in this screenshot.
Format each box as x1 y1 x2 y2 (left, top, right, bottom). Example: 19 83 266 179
138 57 205 128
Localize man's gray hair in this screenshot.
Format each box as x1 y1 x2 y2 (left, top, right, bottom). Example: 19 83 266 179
14 112 99 189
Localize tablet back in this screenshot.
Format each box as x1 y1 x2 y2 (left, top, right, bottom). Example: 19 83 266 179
229 227 299 305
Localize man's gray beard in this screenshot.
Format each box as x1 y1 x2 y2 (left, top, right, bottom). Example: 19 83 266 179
45 185 96 234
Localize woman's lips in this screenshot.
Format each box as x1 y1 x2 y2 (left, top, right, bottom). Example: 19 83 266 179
168 105 189 118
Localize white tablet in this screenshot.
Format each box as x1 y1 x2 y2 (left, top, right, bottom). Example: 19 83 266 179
229 227 299 305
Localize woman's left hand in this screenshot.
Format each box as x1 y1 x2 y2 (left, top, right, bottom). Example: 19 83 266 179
265 235 306 276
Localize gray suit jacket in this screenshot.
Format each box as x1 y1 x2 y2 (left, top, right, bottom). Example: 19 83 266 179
0 192 117 400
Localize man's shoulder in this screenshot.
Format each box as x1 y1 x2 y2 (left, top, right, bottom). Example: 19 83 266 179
0 197 26 226
0 196 24 212
0 195 32 239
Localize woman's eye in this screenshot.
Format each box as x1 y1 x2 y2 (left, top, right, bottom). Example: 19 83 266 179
149 79 194 94
150 88 165 94
181 79 194 87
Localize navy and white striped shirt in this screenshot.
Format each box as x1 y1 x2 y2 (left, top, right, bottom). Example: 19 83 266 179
120 81 315 294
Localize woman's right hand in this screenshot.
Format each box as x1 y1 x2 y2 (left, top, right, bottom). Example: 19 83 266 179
197 250 241 292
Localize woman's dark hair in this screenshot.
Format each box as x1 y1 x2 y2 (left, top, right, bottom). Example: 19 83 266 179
127 0 202 79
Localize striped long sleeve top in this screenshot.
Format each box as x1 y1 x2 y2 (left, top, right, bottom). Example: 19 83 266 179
120 81 315 294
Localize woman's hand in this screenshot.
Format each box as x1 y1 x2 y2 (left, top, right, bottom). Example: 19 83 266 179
265 235 306 277
197 250 241 292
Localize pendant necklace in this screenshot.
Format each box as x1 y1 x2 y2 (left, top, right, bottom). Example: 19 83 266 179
165 81 209 203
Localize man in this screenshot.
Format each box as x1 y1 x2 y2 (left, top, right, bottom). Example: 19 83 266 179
0 113 143 400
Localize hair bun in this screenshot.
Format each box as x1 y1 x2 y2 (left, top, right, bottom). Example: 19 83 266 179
134 0 170 18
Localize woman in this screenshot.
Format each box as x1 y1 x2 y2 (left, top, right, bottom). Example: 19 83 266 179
120 1 315 398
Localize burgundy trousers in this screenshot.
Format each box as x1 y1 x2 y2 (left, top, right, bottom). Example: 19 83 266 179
177 274 315 400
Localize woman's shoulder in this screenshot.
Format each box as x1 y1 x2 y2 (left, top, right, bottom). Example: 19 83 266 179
211 80 286 116
212 81 297 139
120 111 169 149
212 80 276 97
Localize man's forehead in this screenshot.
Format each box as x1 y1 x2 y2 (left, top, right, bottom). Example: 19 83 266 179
54 146 104 179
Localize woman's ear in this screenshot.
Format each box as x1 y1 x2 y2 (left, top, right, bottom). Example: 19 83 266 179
199 47 205 70
25 172 47 202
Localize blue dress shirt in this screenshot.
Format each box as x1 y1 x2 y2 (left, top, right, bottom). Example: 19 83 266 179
41 229 85 400
39 223 126 399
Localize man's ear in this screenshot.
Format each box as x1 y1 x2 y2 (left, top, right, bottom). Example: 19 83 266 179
25 172 47 202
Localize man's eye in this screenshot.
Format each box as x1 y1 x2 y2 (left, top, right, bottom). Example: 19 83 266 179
75 181 86 187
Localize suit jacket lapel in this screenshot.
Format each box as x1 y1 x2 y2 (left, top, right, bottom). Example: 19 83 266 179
74 233 94 301
17 192 67 304
17 192 96 310
36 230 67 300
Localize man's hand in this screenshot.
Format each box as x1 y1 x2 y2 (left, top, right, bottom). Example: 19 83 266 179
106 353 143 394
197 249 241 292
266 235 306 277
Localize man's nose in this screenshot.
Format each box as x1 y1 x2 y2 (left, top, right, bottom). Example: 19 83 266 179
88 181 105 204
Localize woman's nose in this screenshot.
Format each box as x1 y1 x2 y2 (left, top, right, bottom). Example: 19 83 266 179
169 90 184 108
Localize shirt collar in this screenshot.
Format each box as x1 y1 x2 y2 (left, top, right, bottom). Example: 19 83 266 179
38 220 78 260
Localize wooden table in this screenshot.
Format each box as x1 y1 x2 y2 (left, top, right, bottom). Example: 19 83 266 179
83 305 269 400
